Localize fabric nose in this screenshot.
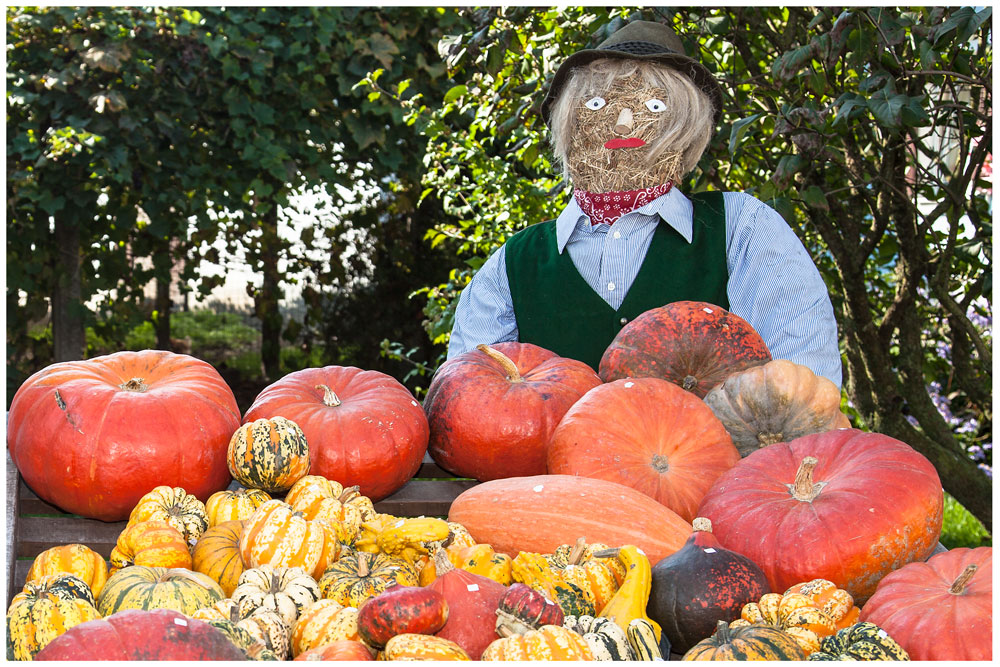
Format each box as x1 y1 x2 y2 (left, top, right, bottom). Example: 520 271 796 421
614 108 633 135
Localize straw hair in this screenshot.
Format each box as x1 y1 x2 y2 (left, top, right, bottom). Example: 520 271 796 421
549 59 714 192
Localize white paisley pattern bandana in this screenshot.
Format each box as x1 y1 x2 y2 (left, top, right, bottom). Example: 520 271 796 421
574 182 673 226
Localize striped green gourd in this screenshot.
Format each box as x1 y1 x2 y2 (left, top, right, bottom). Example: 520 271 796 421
227 416 310 493
96 566 224 617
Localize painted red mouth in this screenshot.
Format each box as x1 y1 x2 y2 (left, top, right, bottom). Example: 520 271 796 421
604 137 647 150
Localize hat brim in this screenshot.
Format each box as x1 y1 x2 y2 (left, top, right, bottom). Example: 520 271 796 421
541 48 724 127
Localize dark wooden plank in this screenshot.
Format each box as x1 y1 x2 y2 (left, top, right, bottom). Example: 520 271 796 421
16 516 125 560
7 450 21 608
11 560 32 605
374 479 478 517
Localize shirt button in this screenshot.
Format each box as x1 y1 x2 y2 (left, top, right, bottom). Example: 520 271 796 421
613 231 621 239
620 317 628 325
608 282 616 291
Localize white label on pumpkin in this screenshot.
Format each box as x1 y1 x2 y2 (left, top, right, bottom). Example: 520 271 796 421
703 307 713 314
636 547 645 556
878 630 888 638
533 485 544 492
624 381 634 388
411 400 418 407
467 584 480 592
869 508 875 512
174 618 188 627
395 519 405 527
703 548 717 554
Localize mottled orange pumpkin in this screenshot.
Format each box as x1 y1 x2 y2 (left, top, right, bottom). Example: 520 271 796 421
290 599 362 657
26 544 110 598
285 475 376 545
382 633 471 660
481 624 593 660
599 301 771 398
128 485 209 546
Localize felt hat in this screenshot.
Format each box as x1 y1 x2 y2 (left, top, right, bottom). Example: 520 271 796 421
541 20 724 126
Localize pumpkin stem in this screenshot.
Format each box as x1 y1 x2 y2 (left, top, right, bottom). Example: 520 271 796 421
270 572 281 594
159 568 209 587
338 486 362 504
591 547 621 559
316 384 342 407
692 517 712 533
682 374 698 391
787 456 827 502
949 564 978 594
757 432 784 446
715 619 731 643
651 454 670 473
120 377 149 392
568 537 588 565
476 344 523 382
358 552 371 577
433 547 455 575
230 604 241 623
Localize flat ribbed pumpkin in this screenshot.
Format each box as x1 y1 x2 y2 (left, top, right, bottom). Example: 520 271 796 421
682 620 805 661
109 520 192 573
860 546 992 661
318 550 418 608
424 342 602 481
6 574 103 660
232 564 321 628
192 519 246 596
25 544 109 599
703 359 851 457
548 377 740 521
242 366 429 501
290 599 362 657
128 485 209 546
96 566 225 617
448 475 691 566
697 429 943 603
599 301 771 398
240 499 339 579
205 487 272 526
7 350 240 521
227 416 311 493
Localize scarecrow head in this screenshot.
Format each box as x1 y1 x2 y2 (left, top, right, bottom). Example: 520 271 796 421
543 21 724 193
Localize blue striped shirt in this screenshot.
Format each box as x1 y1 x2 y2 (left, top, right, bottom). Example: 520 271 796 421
448 188 842 388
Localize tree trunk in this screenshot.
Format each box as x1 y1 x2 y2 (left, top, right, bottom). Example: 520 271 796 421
51 217 85 361
153 244 172 351
255 203 283 382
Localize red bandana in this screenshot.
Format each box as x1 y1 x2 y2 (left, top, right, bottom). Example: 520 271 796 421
574 182 673 226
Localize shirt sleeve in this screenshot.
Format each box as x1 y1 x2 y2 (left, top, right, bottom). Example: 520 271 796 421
724 192 843 388
447 244 520 359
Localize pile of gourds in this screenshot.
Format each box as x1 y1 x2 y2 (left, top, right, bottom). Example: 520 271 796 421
6 301 993 661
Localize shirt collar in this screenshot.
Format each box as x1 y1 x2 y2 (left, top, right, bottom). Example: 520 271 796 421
554 186 694 253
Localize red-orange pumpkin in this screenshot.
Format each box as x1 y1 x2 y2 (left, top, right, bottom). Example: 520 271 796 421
7 350 240 521
547 377 740 521
242 366 428 501
424 342 602 481
448 474 691 565
860 546 992 661
598 301 771 398
697 429 943 603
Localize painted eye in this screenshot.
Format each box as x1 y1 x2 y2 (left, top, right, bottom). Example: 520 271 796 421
585 97 607 110
645 98 667 112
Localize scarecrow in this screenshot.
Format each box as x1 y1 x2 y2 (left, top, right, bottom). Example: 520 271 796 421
448 20 841 386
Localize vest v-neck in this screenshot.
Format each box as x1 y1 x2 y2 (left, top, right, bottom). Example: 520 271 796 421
505 191 729 370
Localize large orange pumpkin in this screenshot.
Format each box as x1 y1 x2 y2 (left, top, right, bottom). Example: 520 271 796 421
697 429 943 603
424 343 602 482
242 366 428 501
599 301 771 398
448 474 691 565
547 377 740 521
7 350 240 521
860 546 992 661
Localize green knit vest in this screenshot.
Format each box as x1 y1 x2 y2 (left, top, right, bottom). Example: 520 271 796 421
505 191 729 370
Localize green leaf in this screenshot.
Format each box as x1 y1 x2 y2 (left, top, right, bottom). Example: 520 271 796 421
443 84 467 104
369 32 399 68
728 113 763 156
802 185 829 211
868 91 908 128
